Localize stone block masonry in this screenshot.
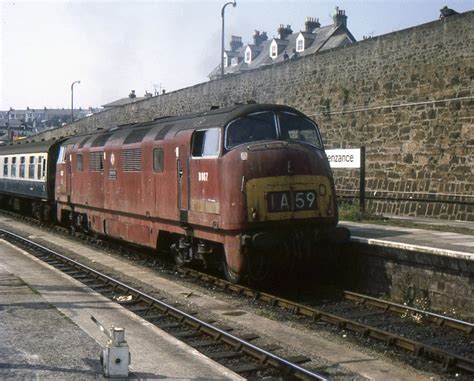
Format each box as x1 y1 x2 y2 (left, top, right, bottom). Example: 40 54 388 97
34 12 473 220
339 242 474 317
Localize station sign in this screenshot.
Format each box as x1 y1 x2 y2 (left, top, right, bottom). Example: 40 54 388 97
325 148 361 169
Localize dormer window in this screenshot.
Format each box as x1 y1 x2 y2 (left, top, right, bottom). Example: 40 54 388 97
296 35 305 52
223 53 228 68
270 41 278 59
245 47 252 63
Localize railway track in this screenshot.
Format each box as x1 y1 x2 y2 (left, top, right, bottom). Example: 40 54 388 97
0 228 328 381
177 267 474 374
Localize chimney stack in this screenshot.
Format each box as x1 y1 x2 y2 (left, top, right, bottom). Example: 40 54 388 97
230 35 243 52
333 7 347 27
129 90 136 99
253 30 268 46
277 24 293 40
305 17 320 33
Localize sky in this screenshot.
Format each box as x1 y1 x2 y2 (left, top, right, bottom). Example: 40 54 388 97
0 0 472 110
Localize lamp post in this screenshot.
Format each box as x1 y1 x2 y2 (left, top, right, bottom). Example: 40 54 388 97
221 1 236 78
71 80 81 122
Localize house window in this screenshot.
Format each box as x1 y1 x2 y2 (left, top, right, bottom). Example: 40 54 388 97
270 43 277 58
11 157 17 177
77 154 83 171
19 156 26 178
245 49 251 63
223 54 228 68
3 158 8 177
153 148 164 172
297 37 304 52
28 157 35 179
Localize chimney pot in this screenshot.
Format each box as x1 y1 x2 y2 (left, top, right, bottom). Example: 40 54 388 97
333 7 348 27
305 16 321 32
230 35 243 52
253 30 268 46
277 24 293 40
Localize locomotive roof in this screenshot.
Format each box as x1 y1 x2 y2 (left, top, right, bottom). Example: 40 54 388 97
0 138 63 155
64 104 308 148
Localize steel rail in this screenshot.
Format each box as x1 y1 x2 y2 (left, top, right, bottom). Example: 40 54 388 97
0 229 328 381
343 291 474 334
177 268 474 373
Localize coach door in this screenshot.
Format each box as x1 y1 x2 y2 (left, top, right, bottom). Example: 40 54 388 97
176 143 189 223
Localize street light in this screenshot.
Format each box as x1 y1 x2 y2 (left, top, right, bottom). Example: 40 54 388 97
221 1 237 78
71 80 81 122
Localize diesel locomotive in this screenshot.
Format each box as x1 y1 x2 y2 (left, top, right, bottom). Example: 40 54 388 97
0 104 348 282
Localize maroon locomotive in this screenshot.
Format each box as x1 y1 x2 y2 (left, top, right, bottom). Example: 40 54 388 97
53 104 347 282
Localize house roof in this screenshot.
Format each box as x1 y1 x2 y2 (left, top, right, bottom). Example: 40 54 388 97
209 12 356 78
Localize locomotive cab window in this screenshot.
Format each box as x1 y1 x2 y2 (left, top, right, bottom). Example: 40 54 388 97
192 128 220 158
226 111 277 149
278 112 323 149
57 146 66 163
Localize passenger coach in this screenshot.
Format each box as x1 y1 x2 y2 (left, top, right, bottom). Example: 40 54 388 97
0 139 62 220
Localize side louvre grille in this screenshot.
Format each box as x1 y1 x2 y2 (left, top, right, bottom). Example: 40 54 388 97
122 148 142 172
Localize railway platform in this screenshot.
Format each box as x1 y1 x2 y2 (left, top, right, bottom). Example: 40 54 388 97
339 217 473 315
341 216 473 256
0 239 242 380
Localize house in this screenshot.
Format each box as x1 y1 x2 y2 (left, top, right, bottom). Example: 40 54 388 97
208 7 356 79
0 106 98 141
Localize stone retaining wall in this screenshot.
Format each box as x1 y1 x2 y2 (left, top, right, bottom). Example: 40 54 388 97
339 242 474 317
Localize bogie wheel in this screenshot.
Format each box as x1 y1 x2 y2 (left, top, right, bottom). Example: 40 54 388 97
172 245 186 267
222 256 242 284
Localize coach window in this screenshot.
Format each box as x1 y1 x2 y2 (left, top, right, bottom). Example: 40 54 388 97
28 157 35 179
41 158 47 179
192 128 220 158
153 148 164 172
11 157 17 177
77 154 83 171
3 158 8 177
19 156 26 178
36 156 42 179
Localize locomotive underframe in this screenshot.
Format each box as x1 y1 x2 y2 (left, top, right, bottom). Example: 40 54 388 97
57 200 347 282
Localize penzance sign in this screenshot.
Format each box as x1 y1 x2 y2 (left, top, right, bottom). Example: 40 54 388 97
325 147 366 211
325 149 361 169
